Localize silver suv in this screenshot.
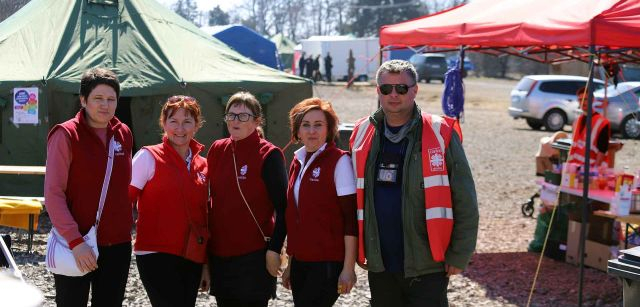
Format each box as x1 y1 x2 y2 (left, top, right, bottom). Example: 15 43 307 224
591 82 640 139
509 75 604 131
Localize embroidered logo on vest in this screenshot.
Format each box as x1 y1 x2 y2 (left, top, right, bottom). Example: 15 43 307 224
428 148 444 172
114 141 124 156
239 164 248 179
311 167 321 182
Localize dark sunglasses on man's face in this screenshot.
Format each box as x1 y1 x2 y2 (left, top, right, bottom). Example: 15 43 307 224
379 83 416 95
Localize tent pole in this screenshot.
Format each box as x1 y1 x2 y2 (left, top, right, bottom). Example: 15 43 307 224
378 45 384 109
577 44 596 307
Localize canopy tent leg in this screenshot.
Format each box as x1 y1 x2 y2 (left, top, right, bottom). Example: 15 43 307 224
577 44 597 307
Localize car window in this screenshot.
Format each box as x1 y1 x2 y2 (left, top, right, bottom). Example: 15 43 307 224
515 78 535 91
619 91 639 105
539 81 581 94
425 57 446 65
409 55 422 65
593 83 604 91
622 65 640 81
538 80 602 95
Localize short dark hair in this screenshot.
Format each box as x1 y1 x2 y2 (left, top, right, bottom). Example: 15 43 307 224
80 68 120 99
225 91 264 127
376 60 418 85
576 86 588 97
288 98 339 143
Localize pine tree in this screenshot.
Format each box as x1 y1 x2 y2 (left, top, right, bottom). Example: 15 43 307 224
173 0 200 26
208 5 230 26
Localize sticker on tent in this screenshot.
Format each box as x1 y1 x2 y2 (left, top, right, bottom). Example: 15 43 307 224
13 87 38 125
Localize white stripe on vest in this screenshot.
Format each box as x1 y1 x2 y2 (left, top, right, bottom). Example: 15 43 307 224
423 175 449 188
590 118 604 154
352 119 372 182
430 115 446 153
426 207 454 220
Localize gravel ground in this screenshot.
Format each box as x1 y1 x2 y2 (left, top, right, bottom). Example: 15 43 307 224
3 78 638 306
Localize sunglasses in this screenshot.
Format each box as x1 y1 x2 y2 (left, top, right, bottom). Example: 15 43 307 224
224 112 255 122
379 83 416 95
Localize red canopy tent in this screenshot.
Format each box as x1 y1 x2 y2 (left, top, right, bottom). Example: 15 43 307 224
380 0 640 306
380 0 640 64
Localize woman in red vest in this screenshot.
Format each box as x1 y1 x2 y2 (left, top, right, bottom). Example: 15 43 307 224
282 98 358 306
44 68 133 306
207 91 288 306
129 96 209 306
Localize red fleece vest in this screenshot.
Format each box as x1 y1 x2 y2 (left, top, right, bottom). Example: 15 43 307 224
49 111 133 246
286 144 346 262
208 131 281 257
134 138 208 263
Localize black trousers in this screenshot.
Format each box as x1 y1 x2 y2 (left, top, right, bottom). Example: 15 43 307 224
290 258 343 307
136 253 202 307
53 242 131 307
368 271 449 307
209 249 276 305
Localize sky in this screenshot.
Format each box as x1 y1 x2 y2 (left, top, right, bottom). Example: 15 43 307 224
158 0 243 13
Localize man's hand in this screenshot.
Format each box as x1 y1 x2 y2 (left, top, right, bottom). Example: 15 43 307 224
445 264 463 277
266 250 282 277
199 264 211 292
71 242 97 273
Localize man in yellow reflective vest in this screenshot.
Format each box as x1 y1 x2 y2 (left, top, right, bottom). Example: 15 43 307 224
350 60 478 306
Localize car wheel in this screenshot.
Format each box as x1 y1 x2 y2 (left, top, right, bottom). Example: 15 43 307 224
526 118 543 130
543 109 566 131
621 115 640 139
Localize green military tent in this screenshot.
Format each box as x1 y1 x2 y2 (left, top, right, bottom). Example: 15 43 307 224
271 34 296 72
0 0 311 195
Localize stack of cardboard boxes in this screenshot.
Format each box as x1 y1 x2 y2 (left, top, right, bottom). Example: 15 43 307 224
566 212 621 271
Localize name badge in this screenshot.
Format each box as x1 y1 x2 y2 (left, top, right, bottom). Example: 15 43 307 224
376 151 402 184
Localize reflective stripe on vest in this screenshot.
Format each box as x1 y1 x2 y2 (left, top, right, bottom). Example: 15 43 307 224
567 114 607 167
349 113 455 265
426 207 454 219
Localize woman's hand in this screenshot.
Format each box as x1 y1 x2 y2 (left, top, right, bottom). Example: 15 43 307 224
266 250 282 277
337 268 356 295
199 264 211 292
71 242 98 273
281 264 292 290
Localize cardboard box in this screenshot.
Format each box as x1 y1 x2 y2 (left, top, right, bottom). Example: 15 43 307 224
566 221 618 270
588 214 620 245
566 220 587 265
584 240 618 271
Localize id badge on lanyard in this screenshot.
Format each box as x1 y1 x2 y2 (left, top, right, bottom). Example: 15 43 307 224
376 138 406 184
377 153 401 183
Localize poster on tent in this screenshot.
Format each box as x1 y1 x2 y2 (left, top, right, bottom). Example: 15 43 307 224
13 87 39 124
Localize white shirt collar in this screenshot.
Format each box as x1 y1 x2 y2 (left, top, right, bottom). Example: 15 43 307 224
294 142 328 164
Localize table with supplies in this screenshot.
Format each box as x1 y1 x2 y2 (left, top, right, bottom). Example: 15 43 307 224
536 176 640 271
